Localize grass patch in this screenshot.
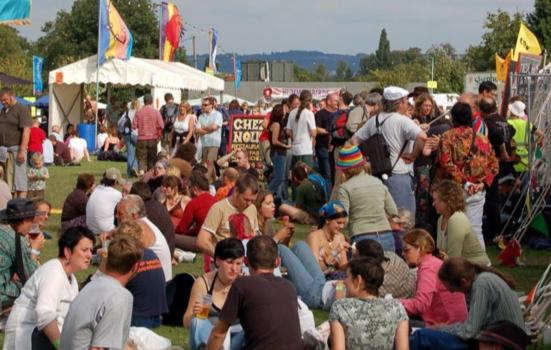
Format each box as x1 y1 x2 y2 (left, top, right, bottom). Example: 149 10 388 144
1 159 550 349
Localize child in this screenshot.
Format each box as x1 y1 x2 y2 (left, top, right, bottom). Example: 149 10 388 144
27 153 49 200
28 118 46 163
215 167 239 201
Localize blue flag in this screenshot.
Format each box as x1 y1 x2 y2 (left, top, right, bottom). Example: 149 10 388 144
234 57 242 89
0 0 30 25
33 56 44 96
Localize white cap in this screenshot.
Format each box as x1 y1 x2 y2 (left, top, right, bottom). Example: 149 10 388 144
383 86 409 101
508 101 526 117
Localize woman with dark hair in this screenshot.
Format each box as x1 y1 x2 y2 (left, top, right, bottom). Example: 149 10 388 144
410 257 524 350
4 227 94 350
435 102 499 248
285 90 317 168
227 99 241 113
267 104 291 200
184 238 245 350
432 180 490 264
400 229 467 327
255 189 294 245
160 175 190 229
329 258 409 350
278 201 348 310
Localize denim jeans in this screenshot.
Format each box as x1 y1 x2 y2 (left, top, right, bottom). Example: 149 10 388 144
268 151 288 201
386 173 416 216
278 242 326 309
350 231 396 253
190 317 245 350
124 134 137 177
409 329 469 350
465 190 486 250
131 315 161 329
315 147 331 187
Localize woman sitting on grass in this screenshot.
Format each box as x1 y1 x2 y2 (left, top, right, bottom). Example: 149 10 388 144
410 257 525 350
183 238 245 350
329 258 409 350
255 189 294 245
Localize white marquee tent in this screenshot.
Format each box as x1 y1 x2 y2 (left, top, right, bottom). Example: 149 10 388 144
48 55 224 132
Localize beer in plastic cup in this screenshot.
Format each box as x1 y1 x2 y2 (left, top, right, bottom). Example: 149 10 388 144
196 294 212 319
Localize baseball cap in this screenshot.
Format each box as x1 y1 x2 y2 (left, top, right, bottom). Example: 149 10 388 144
383 86 409 101
104 167 124 184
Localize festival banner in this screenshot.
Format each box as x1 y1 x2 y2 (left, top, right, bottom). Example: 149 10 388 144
233 56 242 89
513 22 542 61
0 0 30 25
227 114 264 162
208 28 218 72
496 50 513 82
98 0 133 64
264 86 341 100
160 2 182 62
32 55 44 96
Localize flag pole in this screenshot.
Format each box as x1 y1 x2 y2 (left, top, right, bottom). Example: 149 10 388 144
95 0 101 148
233 53 237 97
158 2 163 60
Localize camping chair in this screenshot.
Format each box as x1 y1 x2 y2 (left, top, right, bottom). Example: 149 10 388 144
524 263 551 347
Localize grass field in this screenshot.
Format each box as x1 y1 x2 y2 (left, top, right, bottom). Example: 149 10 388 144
1 159 550 349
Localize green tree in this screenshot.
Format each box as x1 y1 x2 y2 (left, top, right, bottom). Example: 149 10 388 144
427 44 466 92
293 64 312 82
312 63 329 81
528 0 551 53
0 26 33 95
371 63 429 88
464 10 523 71
335 60 352 81
35 0 159 73
375 28 391 69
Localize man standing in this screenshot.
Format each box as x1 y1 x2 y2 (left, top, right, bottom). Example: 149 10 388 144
0 87 32 198
315 92 339 184
351 86 427 215
160 93 179 149
60 235 143 350
206 235 302 350
196 97 223 183
132 94 164 173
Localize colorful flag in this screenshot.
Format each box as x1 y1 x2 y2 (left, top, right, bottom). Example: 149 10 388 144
160 2 182 62
233 56 242 89
32 56 44 96
209 28 218 72
496 49 513 82
98 0 133 65
0 0 30 25
513 22 542 61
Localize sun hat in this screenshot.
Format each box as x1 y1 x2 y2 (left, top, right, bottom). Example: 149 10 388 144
475 320 529 350
508 101 526 117
104 167 124 184
319 200 348 220
383 86 409 101
0 198 36 222
336 145 366 170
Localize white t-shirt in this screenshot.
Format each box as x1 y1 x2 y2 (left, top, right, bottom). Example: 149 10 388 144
142 217 173 282
42 139 54 164
4 259 79 350
353 112 422 174
86 185 122 234
286 108 316 156
69 137 88 161
97 133 108 150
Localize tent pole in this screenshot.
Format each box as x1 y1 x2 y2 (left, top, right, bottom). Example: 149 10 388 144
95 0 101 149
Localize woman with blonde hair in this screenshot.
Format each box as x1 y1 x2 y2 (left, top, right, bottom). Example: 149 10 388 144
400 229 467 327
336 145 398 251
172 101 196 152
432 180 490 265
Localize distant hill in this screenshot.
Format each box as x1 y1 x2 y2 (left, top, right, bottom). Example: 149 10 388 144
188 50 364 74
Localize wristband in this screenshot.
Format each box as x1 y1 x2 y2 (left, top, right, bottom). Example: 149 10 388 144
52 338 60 349
31 248 41 256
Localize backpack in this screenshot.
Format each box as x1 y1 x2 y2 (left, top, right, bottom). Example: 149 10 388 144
308 173 330 202
330 109 352 142
117 112 131 135
359 114 406 179
161 104 179 132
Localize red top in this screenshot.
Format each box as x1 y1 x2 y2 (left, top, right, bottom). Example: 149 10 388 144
175 192 216 237
28 127 46 153
258 113 271 142
132 105 164 141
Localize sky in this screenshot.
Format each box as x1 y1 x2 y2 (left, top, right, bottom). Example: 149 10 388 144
16 0 534 55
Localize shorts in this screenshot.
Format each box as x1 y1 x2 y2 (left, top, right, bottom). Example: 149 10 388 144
3 146 27 192
201 147 219 163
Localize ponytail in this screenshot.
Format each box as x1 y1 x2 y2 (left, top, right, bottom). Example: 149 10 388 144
295 90 312 121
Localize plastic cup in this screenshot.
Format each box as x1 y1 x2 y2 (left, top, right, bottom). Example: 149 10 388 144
196 294 212 319
28 224 41 240
100 240 110 258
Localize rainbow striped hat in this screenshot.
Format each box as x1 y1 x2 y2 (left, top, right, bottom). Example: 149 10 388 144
337 145 366 170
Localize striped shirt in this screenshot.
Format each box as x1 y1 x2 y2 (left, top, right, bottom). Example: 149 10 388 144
132 105 164 141
438 272 524 339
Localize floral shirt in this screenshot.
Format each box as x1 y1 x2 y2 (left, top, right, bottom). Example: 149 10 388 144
436 126 498 187
329 298 408 350
27 166 48 191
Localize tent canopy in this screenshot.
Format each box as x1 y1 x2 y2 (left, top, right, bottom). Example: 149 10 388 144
48 55 225 139
0 72 32 85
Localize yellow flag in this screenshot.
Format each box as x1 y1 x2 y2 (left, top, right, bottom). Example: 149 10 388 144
513 22 542 61
496 49 513 81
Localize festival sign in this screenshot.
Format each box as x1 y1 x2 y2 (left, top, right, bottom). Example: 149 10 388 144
267 86 341 100
227 114 264 162
464 72 497 94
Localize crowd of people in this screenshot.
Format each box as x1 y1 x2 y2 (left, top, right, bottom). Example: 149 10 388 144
0 80 539 350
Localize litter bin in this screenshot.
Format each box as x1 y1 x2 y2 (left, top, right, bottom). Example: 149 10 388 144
77 123 96 151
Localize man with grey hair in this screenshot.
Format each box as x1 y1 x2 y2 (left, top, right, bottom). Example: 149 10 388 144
351 86 427 215
116 194 172 281
347 91 370 134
